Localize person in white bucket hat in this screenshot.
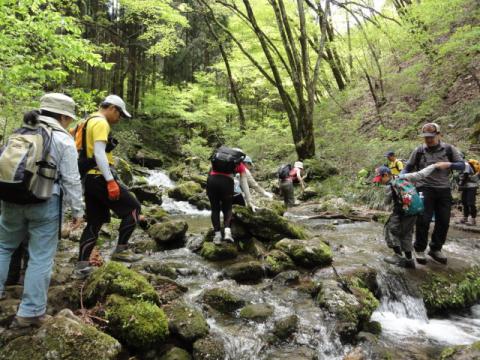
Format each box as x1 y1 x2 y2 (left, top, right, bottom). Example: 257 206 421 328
279 161 306 207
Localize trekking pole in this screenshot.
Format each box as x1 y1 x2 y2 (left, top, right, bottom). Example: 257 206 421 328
331 264 353 294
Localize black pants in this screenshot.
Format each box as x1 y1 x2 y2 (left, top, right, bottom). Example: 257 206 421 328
79 175 141 262
415 187 452 252
207 175 234 232
233 193 246 206
461 188 477 218
6 240 29 285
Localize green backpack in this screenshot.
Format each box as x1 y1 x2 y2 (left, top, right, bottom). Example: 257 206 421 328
392 178 424 216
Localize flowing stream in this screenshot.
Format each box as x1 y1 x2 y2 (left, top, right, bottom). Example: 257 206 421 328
144 170 480 359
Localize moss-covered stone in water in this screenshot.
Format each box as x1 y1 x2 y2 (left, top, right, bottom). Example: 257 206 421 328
265 250 295 276
159 347 192 360
199 242 238 261
165 302 209 344
84 261 158 305
148 220 188 247
239 303 274 321
192 336 226 360
232 205 307 242
272 314 299 341
168 181 202 201
144 262 178 279
420 267 480 316
105 294 169 349
224 261 265 283
440 341 480 359
274 238 333 268
0 309 121 360
202 288 246 314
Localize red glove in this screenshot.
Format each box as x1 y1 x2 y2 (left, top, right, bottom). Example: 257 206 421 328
107 180 121 201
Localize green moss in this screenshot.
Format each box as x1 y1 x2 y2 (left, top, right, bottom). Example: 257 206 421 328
148 220 188 245
202 288 245 314
105 295 169 349
84 262 158 305
159 347 192 360
224 261 265 283
420 267 480 315
168 181 202 201
274 238 333 268
165 302 209 343
265 250 295 275
192 336 226 360
200 242 238 261
440 341 480 359
239 303 274 321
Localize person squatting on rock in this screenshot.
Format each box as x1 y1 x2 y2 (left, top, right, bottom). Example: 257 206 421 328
374 162 451 269
74 95 143 279
457 159 479 226
0 93 84 328
402 123 464 265
233 156 274 206
207 147 253 245
279 161 306 208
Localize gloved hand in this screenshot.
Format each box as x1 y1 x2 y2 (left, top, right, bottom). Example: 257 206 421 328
107 180 121 200
265 192 274 200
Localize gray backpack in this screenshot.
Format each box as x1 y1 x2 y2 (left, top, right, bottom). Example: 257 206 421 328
0 122 57 204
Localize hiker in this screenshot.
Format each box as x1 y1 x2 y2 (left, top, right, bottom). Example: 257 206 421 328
385 151 404 176
374 162 451 268
233 156 273 205
6 241 28 286
457 159 479 226
278 161 306 207
403 123 464 265
74 95 142 279
207 146 253 245
0 93 84 328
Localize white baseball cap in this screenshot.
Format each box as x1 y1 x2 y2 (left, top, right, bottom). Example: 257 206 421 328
40 93 76 119
294 161 304 169
103 95 131 118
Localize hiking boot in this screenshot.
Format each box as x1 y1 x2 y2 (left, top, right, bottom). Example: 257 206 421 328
111 245 143 262
456 217 468 225
72 261 94 280
223 228 234 243
10 314 52 329
428 250 447 264
213 231 222 245
467 217 476 226
383 254 405 267
404 258 416 269
414 250 427 265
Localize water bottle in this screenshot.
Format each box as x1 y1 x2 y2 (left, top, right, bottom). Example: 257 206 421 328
31 161 57 199
419 192 424 202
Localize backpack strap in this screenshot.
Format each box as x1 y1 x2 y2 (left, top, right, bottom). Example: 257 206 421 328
414 146 425 171
80 116 95 158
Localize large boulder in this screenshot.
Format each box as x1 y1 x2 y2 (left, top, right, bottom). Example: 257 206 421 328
224 261 265 283
199 242 238 261
232 205 307 242
148 220 188 249
168 181 202 202
130 185 163 205
105 294 169 349
201 288 246 314
274 238 333 268
440 341 480 360
0 309 121 360
239 303 274 321
164 302 209 344
131 148 164 169
159 347 192 360
265 250 296 276
83 262 158 306
303 158 339 181
192 335 226 360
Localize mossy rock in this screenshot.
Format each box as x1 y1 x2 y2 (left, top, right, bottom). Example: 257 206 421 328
190 174 207 188
303 158 339 181
272 314 299 341
265 250 296 276
192 336 226 360
144 207 170 222
159 347 192 360
232 205 307 242
114 156 134 186
169 165 187 182
165 302 209 344
420 266 480 316
202 288 246 314
130 185 163 205
274 238 333 269
0 309 121 360
148 220 188 248
224 261 265 283
440 341 480 360
131 148 164 169
105 294 169 349
168 181 202 202
199 242 238 261
148 275 188 305
239 303 274 321
144 262 178 279
363 320 382 336
83 262 158 306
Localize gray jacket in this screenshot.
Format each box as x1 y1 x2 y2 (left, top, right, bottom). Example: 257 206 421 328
459 162 479 189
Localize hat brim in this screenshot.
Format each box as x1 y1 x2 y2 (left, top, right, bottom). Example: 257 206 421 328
40 106 76 120
372 175 382 183
121 109 132 118
420 132 437 137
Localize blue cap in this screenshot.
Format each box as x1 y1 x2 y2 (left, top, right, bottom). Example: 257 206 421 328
373 166 391 183
384 151 395 157
243 156 253 165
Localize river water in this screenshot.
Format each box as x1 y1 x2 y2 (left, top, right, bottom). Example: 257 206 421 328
146 170 480 359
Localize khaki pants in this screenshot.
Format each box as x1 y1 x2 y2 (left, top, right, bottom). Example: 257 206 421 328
280 181 295 207
384 213 416 252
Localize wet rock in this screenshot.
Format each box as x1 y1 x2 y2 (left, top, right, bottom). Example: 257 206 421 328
343 347 366 360
272 270 301 286
440 341 480 359
241 238 268 258
201 288 245 314
164 302 209 344
132 238 158 253
192 335 226 360
274 238 333 268
144 206 170 223
159 347 192 360
272 314 299 341
0 309 121 360
148 221 188 249
363 320 382 335
168 181 202 202
47 284 80 314
131 148 164 169
115 156 134 186
265 250 295 276
199 242 238 261
0 298 20 327
224 261 264 283
144 262 178 279
232 205 307 242
420 266 480 316
296 277 322 296
83 261 159 306
105 294 169 349
265 346 316 360
130 185 163 205
148 275 188 304
239 303 274 321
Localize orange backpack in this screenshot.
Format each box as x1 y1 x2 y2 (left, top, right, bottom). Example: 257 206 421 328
468 159 480 175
